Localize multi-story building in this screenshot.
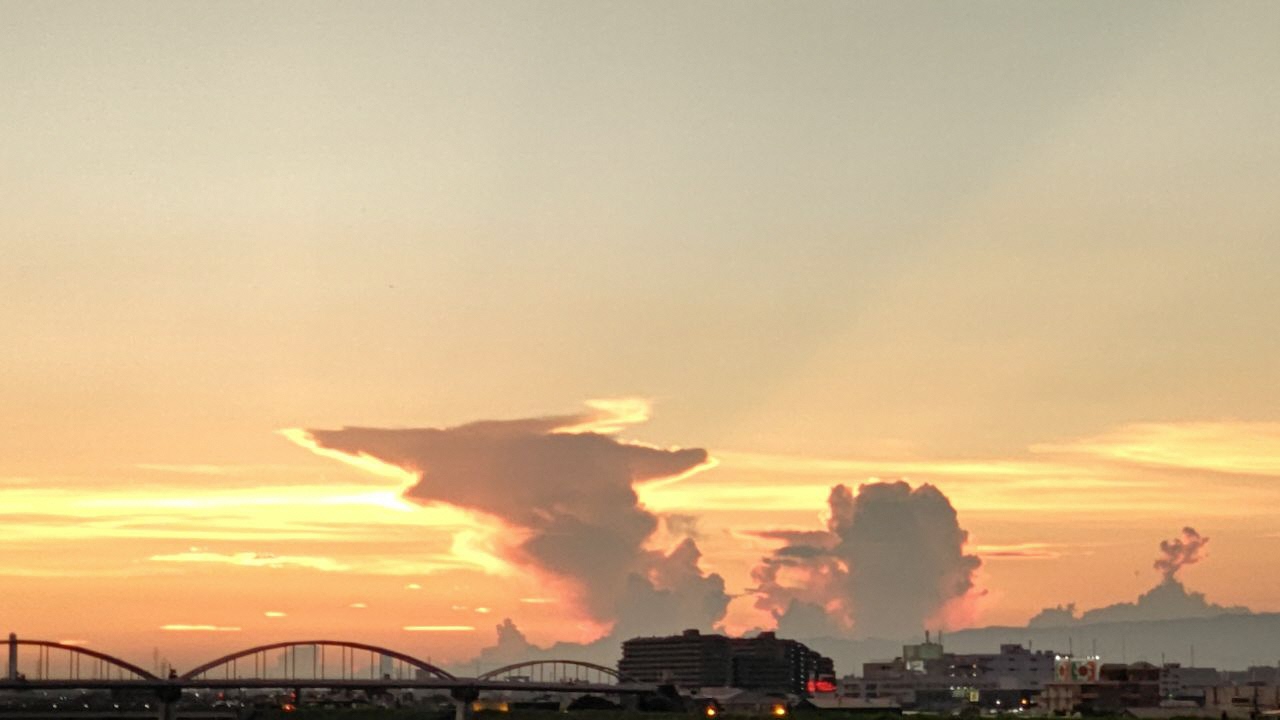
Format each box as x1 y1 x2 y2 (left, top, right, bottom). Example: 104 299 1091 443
1204 683 1280 718
1159 663 1221 701
618 629 733 689
1044 662 1161 715
618 629 833 695
729 632 834 696
841 641 1056 711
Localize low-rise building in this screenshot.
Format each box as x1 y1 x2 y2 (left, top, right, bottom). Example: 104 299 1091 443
841 639 1055 711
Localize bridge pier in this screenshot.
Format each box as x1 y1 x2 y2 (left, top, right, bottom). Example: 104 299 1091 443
449 687 478 720
156 700 178 720
155 682 182 720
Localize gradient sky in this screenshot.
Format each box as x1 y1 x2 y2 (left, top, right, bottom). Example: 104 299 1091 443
3 1 1280 671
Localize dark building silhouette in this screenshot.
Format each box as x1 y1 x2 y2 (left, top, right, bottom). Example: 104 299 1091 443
619 629 834 695
619 629 732 689
731 632 834 696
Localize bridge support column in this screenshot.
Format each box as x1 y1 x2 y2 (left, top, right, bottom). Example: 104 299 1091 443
449 687 478 720
7 633 16 681
155 683 182 720
157 700 178 720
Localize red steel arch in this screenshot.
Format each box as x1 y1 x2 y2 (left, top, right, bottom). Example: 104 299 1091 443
180 640 455 680
11 639 158 680
478 660 634 683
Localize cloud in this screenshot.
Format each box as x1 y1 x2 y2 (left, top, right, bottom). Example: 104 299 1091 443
160 625 241 632
291 400 726 635
149 551 350 572
1155 526 1209 581
1028 527 1250 627
1032 421 1280 476
403 626 475 632
1029 579 1251 627
477 619 544 668
751 481 982 640
972 543 1065 559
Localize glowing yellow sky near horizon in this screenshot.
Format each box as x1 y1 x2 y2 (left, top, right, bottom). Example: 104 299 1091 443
4 416 1280 654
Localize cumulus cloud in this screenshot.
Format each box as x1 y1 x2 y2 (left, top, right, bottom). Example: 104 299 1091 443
751 481 982 640
293 400 726 636
477 619 545 668
1155 526 1209 581
1028 527 1249 627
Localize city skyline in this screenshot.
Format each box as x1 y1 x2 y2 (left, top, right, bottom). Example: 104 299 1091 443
4 1 1280 670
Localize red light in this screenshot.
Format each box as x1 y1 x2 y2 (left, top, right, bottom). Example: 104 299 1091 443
808 679 837 693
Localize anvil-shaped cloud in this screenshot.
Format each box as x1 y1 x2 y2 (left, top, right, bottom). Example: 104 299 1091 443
286 400 725 633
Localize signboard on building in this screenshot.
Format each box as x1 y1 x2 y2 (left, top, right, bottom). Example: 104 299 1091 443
1055 659 1098 683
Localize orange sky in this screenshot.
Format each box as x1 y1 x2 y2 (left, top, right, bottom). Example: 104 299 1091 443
3 0 1280 673
4 402 1280 669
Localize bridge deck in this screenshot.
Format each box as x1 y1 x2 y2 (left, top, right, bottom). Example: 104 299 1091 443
0 679 656 695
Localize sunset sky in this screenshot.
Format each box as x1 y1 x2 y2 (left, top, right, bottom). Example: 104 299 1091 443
3 1 1280 671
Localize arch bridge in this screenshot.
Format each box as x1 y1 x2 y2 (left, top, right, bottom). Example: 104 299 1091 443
6 634 157 681
181 640 455 681
478 660 634 685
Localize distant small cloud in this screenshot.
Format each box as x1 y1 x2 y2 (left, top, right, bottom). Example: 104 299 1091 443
972 543 1065 559
403 625 474 632
518 597 555 604
405 583 422 590
160 625 241 632
1032 421 1280 476
349 602 367 609
149 551 349 572
57 639 90 646
264 611 286 618
474 607 491 614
